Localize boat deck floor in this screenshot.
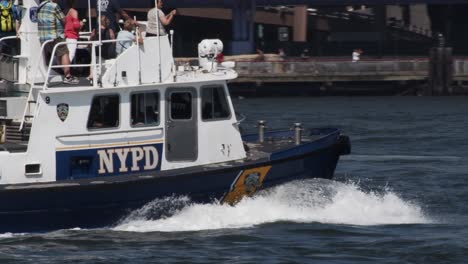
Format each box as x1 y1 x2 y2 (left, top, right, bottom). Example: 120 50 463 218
245 136 316 159
35 77 93 89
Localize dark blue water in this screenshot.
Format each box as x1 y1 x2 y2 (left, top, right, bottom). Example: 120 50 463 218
1 97 467 263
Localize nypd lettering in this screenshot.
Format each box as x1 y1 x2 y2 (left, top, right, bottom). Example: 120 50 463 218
97 146 160 174
55 143 163 180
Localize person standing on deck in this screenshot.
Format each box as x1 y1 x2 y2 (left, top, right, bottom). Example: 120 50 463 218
146 0 176 37
98 0 131 32
37 0 78 84
87 16 116 83
0 0 21 55
64 0 83 62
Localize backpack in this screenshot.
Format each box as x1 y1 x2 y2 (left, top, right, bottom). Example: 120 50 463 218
0 1 14 32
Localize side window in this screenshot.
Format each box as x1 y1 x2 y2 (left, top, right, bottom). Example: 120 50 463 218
170 92 192 120
131 92 160 126
201 86 231 120
87 95 120 129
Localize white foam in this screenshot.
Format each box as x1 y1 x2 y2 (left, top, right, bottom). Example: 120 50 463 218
114 179 431 233
0 232 22 238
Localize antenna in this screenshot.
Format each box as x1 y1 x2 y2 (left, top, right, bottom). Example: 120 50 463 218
87 0 92 33
97 0 102 87
156 2 162 83
135 16 142 84
170 30 175 82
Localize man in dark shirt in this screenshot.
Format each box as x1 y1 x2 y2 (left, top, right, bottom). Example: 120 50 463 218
98 0 131 32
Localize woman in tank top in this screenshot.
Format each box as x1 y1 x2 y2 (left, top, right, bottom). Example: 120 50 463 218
146 0 176 37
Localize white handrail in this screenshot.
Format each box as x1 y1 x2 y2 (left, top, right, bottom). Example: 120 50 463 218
88 0 92 33
31 39 54 87
0 35 17 45
170 30 175 82
18 87 35 132
44 40 93 89
42 39 123 89
20 39 57 131
156 5 162 83
135 16 142 84
98 0 102 86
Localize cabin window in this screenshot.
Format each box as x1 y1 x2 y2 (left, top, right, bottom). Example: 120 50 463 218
131 92 160 126
201 86 231 121
170 92 192 120
87 95 120 129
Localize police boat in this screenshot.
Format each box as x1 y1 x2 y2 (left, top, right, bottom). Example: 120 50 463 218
0 0 350 233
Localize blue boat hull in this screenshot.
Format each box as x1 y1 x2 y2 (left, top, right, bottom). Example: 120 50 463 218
0 129 349 233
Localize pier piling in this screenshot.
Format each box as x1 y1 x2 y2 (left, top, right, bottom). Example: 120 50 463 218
428 35 453 95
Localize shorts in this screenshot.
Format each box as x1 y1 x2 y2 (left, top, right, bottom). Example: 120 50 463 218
44 38 69 58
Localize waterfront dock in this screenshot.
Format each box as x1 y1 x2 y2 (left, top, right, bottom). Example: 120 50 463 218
234 58 426 83
223 55 468 95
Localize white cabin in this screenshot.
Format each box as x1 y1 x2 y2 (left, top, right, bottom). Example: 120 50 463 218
0 0 246 185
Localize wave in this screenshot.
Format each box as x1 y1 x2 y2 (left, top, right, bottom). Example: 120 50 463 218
114 179 431 233
0 232 23 239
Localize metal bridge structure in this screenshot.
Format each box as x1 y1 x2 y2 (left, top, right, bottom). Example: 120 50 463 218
79 0 468 54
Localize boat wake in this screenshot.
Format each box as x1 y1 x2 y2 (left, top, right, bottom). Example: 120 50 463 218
0 233 15 238
113 179 431 233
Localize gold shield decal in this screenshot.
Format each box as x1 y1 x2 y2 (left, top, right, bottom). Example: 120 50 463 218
222 165 272 205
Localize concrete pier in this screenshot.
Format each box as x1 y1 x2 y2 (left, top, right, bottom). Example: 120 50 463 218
227 57 468 95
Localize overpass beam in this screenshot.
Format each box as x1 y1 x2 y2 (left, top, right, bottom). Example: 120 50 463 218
293 5 308 42
231 0 256 54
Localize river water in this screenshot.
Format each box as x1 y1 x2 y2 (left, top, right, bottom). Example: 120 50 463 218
1 96 467 263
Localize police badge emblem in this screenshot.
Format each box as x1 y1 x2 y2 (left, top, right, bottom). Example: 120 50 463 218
244 172 261 194
57 103 69 122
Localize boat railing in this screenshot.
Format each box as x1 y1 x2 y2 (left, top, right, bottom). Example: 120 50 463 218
41 39 122 90
18 39 56 131
0 35 17 47
56 127 162 140
234 112 246 126
31 39 54 88
0 35 17 45
0 36 20 82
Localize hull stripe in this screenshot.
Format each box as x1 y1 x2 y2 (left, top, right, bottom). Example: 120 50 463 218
56 139 164 151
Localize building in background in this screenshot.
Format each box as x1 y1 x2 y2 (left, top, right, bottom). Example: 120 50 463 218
74 2 468 57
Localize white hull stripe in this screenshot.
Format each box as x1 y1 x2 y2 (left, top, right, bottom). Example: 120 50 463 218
56 139 164 151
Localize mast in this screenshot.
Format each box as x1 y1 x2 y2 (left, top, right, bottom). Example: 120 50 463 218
156 0 162 83
97 0 102 86
135 16 142 84
87 0 92 33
